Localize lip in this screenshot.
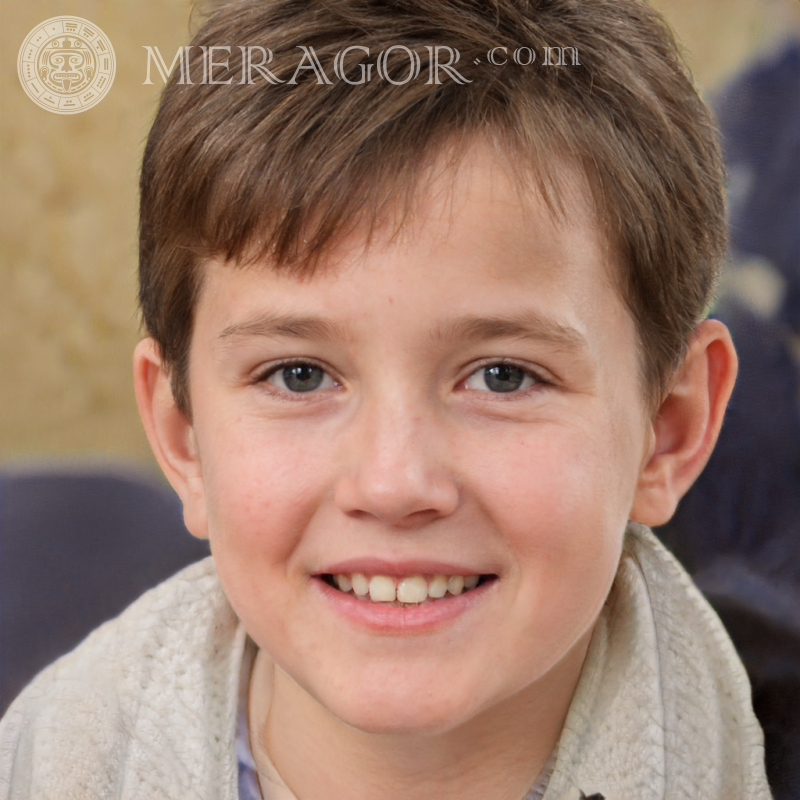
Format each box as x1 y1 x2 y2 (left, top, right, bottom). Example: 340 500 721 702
318 557 490 578
312 573 497 634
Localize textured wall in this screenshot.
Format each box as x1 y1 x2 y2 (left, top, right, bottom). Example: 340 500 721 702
2 0 799 466
2 2 192 462
651 0 800 89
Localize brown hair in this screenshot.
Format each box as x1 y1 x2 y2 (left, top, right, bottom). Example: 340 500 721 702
139 0 726 416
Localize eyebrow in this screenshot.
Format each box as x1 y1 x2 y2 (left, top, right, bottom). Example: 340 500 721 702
218 313 347 343
430 313 588 351
218 310 587 351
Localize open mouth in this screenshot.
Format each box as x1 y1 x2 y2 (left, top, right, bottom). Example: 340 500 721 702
320 572 496 606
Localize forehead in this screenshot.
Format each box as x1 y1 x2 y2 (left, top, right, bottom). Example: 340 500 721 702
197 141 629 361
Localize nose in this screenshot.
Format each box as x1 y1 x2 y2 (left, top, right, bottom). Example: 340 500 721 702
333 395 460 528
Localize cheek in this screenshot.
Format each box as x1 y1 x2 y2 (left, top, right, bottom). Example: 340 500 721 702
464 423 631 639
468 422 630 542
200 421 330 574
196 422 337 655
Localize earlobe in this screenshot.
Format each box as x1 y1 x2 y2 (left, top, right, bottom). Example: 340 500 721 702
630 319 738 527
133 338 209 539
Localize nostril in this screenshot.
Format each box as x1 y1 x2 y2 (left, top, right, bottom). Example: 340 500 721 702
332 458 460 528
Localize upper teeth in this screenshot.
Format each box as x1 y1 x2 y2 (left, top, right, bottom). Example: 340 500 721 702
333 573 481 604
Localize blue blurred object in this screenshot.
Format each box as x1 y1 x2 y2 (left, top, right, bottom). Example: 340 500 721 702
656 39 800 800
716 40 800 332
0 466 210 716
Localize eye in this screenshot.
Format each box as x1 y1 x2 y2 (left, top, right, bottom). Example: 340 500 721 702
264 362 336 393
464 363 539 393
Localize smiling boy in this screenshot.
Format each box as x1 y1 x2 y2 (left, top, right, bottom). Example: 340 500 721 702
0 1 772 799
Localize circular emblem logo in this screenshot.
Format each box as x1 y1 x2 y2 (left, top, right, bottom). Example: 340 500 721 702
17 16 116 114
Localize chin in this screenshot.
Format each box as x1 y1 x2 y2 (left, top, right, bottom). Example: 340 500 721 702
321 682 484 736
340 707 470 737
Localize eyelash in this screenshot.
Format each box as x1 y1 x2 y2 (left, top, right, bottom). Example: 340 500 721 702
255 359 550 397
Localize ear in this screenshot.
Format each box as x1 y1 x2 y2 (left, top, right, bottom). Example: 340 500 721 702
133 338 209 539
630 319 737 527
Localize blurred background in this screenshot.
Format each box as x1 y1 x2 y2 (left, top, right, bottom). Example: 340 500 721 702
2 0 799 796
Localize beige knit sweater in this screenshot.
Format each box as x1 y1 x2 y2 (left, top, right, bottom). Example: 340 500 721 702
0 524 771 800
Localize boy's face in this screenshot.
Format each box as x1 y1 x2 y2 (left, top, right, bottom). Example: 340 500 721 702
183 143 652 734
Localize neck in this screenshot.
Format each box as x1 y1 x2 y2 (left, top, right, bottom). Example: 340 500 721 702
248 635 590 800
